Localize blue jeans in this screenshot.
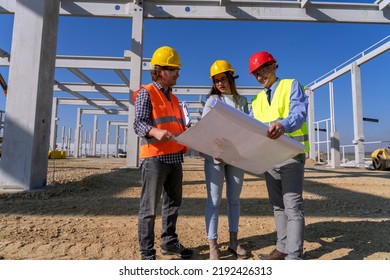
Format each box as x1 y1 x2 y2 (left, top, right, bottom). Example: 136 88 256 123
204 159 244 240
138 157 183 257
265 153 306 260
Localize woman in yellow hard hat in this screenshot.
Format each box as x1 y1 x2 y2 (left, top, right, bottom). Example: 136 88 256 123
201 60 249 260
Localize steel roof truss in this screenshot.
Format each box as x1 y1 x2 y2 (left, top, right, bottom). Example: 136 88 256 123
114 69 130 86
53 82 130 94
55 81 112 113
67 67 128 111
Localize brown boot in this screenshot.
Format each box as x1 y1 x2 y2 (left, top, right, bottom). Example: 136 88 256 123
258 248 287 260
228 232 249 259
208 239 220 260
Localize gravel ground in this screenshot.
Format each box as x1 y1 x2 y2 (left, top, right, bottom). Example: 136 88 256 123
0 156 389 260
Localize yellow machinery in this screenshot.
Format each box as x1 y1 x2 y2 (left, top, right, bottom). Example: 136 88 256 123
371 148 390 171
0 73 7 96
48 150 67 159
1 147 66 159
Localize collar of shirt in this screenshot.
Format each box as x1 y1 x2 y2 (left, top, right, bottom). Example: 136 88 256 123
153 81 172 101
266 78 280 96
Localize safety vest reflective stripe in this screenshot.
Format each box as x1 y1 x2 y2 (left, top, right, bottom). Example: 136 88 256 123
153 116 183 125
289 134 309 143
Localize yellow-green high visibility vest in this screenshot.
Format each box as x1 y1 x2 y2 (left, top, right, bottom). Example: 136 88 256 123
252 79 310 153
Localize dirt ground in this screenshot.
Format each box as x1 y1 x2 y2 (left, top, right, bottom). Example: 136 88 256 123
0 156 389 260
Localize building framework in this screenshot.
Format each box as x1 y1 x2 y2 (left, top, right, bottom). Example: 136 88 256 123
0 0 389 190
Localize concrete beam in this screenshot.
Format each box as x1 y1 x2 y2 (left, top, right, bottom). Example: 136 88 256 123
2 0 390 23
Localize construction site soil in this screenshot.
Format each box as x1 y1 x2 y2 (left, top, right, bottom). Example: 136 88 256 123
0 156 389 260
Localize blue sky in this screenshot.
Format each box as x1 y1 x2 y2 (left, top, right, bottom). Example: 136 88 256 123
1 11 389 152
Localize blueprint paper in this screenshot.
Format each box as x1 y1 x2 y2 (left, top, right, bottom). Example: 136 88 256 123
175 100 305 174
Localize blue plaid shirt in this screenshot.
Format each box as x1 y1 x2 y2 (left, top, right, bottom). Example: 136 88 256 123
133 81 183 164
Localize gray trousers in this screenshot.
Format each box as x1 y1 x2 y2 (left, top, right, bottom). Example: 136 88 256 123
265 153 306 260
138 157 183 257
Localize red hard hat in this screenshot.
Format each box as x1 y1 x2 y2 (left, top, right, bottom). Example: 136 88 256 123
249 51 277 74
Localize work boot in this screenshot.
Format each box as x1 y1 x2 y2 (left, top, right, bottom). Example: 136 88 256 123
258 248 287 260
228 232 249 259
208 239 220 260
161 242 193 259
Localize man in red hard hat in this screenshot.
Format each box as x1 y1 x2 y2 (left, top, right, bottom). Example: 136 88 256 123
249 51 309 260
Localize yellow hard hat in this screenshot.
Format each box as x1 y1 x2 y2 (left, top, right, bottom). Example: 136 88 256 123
210 60 235 78
151 46 181 67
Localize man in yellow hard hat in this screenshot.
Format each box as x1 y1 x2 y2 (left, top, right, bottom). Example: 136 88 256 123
133 46 193 260
249 51 309 260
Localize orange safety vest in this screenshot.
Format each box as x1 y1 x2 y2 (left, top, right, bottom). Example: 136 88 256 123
133 83 187 158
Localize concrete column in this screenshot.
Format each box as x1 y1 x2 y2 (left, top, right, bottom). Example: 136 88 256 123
61 126 65 150
330 131 341 168
74 108 82 158
105 121 110 157
115 125 119 157
306 89 316 161
126 0 144 168
329 82 335 133
92 115 98 156
50 97 59 151
329 82 340 168
351 62 365 167
0 0 60 190
83 130 87 156
123 128 128 152
88 132 92 155
67 127 72 155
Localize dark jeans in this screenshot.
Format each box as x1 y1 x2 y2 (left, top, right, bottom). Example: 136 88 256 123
138 157 183 257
